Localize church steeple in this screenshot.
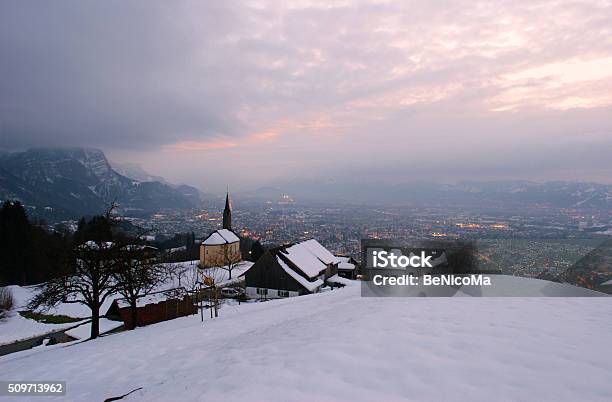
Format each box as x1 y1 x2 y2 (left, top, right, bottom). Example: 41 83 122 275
223 191 232 230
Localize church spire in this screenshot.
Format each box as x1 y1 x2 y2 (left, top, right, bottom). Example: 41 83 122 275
223 191 232 230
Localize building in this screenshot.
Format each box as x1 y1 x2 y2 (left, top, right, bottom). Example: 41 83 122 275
106 287 197 330
335 255 359 279
243 239 339 298
199 192 241 268
200 228 241 267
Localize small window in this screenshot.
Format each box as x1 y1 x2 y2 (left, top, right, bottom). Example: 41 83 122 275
256 288 268 295
278 290 290 298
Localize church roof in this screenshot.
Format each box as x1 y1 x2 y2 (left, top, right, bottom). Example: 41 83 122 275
202 229 240 245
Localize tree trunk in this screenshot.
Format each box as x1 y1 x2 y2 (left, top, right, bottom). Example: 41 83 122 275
130 301 138 330
214 292 219 318
90 305 100 339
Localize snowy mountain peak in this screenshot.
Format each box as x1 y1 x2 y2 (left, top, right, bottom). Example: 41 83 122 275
0 148 201 219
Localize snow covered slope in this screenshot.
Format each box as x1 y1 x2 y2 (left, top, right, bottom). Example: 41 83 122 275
0 261 252 345
1 278 612 402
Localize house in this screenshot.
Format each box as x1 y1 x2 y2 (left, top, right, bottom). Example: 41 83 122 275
199 192 241 268
243 239 339 298
335 255 359 279
106 287 197 330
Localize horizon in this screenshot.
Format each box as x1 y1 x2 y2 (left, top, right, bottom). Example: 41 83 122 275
5 146 612 198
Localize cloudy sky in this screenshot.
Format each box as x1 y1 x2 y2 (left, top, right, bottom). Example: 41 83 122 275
1 0 611 192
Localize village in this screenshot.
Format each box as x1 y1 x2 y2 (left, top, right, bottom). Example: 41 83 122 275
0 193 360 354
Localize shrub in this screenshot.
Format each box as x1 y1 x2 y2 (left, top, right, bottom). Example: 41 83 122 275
0 287 14 319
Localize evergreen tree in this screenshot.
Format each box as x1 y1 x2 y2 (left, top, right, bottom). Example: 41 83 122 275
0 201 31 285
249 240 266 262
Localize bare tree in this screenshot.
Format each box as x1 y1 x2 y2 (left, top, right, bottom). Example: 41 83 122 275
166 262 203 316
29 240 118 339
29 205 119 339
113 243 165 330
182 264 203 294
220 245 242 280
200 263 227 318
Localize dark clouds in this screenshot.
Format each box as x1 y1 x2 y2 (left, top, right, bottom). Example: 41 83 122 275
1 1 611 191
0 1 243 149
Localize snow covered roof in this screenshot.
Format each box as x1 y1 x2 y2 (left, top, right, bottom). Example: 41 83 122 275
115 288 188 309
203 232 226 246
202 229 239 245
218 229 240 243
277 257 323 292
336 256 356 270
301 239 339 265
279 239 339 278
338 262 356 270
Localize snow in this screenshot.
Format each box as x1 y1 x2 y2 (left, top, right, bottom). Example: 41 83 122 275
0 312 86 346
282 241 330 278
167 260 253 288
0 284 118 345
0 261 253 345
80 240 114 250
64 318 123 340
337 256 356 270
301 239 339 264
277 257 323 292
217 228 239 243
202 229 239 245
115 288 186 309
338 261 355 270
202 232 226 245
326 274 359 287
10 281 118 320
2 276 611 402
454 276 609 297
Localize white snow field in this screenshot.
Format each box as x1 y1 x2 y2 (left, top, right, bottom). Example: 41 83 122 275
0 285 96 345
0 261 252 345
1 277 612 402
0 283 121 345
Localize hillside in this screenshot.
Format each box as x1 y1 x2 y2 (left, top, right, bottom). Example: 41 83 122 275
1 276 611 402
0 148 201 219
0 261 253 346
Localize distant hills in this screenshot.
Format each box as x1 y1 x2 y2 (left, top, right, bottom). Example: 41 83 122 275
1 147 611 221
243 179 612 210
0 148 201 220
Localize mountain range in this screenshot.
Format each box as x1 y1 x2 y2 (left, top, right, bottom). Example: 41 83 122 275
241 179 612 210
1 147 610 221
0 148 201 220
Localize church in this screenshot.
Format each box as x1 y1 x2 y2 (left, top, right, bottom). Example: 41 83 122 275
199 192 241 268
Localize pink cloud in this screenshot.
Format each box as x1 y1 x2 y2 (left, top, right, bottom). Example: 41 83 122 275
169 140 239 151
